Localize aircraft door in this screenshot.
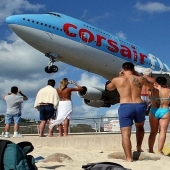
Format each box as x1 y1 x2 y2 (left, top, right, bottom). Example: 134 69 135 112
46 24 54 40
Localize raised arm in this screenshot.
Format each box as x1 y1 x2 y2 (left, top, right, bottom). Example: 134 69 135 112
70 81 83 91
142 76 154 88
18 90 28 100
106 79 116 91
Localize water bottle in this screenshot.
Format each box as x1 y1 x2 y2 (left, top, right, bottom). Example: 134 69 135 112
1 132 4 137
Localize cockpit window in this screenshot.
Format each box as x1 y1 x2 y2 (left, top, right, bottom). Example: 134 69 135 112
48 12 61 18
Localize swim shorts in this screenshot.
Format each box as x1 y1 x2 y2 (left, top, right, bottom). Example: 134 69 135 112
40 104 56 120
118 103 146 128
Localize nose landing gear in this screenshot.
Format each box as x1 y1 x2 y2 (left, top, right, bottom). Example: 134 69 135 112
45 52 58 73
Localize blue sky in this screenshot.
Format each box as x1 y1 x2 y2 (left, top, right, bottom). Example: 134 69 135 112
0 0 170 120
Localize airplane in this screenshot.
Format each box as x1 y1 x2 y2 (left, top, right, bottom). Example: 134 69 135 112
5 12 170 108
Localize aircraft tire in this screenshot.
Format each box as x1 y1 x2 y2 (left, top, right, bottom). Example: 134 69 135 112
51 65 58 73
45 66 53 73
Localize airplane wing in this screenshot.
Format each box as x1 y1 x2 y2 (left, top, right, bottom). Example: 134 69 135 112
77 85 120 108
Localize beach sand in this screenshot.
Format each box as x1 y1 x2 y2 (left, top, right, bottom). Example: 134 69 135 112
31 145 170 170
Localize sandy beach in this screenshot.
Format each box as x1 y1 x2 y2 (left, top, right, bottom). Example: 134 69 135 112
6 134 170 170
31 145 170 170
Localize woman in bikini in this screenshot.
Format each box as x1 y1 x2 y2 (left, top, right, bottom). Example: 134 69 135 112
50 78 83 136
148 76 170 154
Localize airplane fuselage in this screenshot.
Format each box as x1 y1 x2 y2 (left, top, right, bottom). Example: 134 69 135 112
6 12 170 80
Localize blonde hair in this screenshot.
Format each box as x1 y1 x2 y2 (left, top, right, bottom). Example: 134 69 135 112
59 78 69 91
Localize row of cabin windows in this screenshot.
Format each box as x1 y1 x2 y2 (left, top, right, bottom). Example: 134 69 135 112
83 24 139 50
22 18 62 31
21 18 165 71
84 24 111 37
22 18 76 36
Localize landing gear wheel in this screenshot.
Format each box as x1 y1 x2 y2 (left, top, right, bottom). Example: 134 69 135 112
45 66 53 73
51 65 58 73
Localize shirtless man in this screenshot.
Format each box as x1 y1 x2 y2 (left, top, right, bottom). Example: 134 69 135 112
106 62 153 162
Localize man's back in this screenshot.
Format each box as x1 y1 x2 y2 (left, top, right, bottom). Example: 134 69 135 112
113 74 143 103
4 94 23 114
107 71 153 104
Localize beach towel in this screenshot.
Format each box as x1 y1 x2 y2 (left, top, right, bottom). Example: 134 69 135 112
49 100 72 129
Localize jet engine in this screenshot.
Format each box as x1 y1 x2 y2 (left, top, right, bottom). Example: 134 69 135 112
84 99 111 108
78 86 103 100
78 86 120 108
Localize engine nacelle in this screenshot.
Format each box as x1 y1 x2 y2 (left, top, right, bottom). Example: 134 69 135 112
78 86 103 100
84 99 111 108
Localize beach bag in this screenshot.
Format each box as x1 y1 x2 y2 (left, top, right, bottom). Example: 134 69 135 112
82 162 129 170
0 140 37 170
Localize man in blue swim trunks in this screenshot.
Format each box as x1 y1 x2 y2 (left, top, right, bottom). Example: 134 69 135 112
107 62 153 162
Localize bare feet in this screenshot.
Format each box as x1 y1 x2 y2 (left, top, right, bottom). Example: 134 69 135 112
125 158 133 162
136 147 144 152
155 151 164 155
148 150 154 153
137 149 144 152
48 134 54 137
64 134 71 137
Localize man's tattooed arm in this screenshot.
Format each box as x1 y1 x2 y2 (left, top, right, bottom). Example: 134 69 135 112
142 76 154 87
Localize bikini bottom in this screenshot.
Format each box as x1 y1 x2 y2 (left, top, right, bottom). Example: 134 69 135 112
150 108 170 119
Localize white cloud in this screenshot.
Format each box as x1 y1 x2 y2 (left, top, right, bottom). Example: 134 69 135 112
103 104 119 117
88 13 111 25
135 2 170 14
0 0 44 24
73 104 100 118
79 10 88 19
0 33 69 119
116 31 127 40
78 73 105 88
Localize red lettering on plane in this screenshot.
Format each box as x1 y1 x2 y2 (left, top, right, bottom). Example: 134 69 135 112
79 29 94 42
63 23 77 37
107 40 119 53
96 35 106 46
133 50 138 62
120 45 131 59
63 23 147 64
140 54 147 64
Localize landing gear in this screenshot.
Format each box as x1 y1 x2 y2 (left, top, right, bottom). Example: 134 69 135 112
44 52 59 73
44 65 58 73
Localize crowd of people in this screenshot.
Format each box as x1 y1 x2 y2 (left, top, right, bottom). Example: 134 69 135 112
106 62 170 161
2 62 170 162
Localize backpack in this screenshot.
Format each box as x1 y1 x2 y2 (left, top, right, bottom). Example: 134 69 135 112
0 140 37 170
82 162 129 170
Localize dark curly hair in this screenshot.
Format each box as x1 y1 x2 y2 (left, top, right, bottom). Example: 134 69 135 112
122 62 134 71
156 76 167 86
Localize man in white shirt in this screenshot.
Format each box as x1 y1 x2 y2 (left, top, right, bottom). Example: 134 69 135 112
34 79 60 137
